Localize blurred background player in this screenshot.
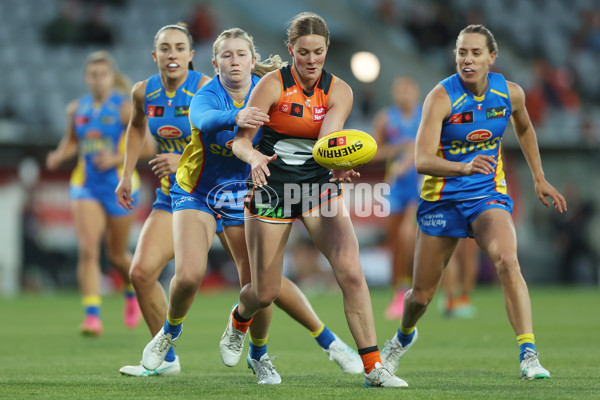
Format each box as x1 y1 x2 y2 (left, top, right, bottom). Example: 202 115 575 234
372 76 422 320
116 23 210 376
439 238 479 318
45 50 143 336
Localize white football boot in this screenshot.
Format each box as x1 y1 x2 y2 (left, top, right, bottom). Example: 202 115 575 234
219 304 247 367
246 354 282 384
324 335 363 374
142 328 178 371
120 356 180 376
363 362 408 387
380 328 418 375
520 349 551 379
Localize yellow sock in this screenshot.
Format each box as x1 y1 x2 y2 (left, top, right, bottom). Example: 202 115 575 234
167 314 186 326
400 323 415 336
249 335 268 347
310 322 325 338
517 333 535 345
82 295 101 307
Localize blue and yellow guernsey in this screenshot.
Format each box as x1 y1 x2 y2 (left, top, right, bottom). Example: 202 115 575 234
176 75 261 199
420 72 512 202
70 92 139 191
145 70 204 195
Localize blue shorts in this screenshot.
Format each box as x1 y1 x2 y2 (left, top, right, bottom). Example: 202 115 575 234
152 188 173 213
388 173 420 214
417 194 514 238
215 215 224 233
170 181 244 227
70 184 138 218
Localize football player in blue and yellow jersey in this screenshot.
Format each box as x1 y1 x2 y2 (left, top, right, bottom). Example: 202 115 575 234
140 27 362 384
372 76 422 320
381 24 567 381
46 51 146 337
229 13 406 387
116 24 210 377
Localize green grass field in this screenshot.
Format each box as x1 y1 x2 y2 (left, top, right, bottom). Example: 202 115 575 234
1 286 598 399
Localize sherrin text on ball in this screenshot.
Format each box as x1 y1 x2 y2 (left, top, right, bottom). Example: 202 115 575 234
312 129 377 170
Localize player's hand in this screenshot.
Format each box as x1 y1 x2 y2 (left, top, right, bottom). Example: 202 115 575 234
535 179 567 213
250 152 277 187
149 153 181 178
46 151 62 171
235 107 270 129
330 168 360 183
464 154 496 176
115 177 134 210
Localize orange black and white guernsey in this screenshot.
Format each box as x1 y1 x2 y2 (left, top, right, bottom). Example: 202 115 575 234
259 65 334 184
420 72 512 202
245 65 342 222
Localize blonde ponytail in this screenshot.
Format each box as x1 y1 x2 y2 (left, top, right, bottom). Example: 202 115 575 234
85 50 132 94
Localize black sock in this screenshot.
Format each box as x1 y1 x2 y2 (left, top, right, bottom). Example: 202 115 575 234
358 345 379 355
233 307 251 323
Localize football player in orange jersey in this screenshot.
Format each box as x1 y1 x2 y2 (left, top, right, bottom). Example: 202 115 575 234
227 12 408 388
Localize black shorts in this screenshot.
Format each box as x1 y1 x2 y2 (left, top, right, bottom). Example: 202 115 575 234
244 173 343 223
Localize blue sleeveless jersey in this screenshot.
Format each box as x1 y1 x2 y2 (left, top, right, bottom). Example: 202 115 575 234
144 70 204 195
176 75 262 206
384 104 421 180
70 92 128 189
420 72 512 202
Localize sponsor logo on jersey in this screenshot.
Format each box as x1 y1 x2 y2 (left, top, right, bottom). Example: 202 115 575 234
157 125 182 138
328 136 346 148
476 104 483 111
448 136 501 155
313 105 326 122
466 129 492 142
174 106 190 117
449 111 474 124
291 103 304 117
101 116 115 125
279 102 304 117
305 99 311 108
283 89 297 97
147 105 165 118
225 139 233 149
85 129 102 139
486 106 507 119
75 115 90 126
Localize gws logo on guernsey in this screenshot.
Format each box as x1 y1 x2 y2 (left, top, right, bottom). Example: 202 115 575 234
466 129 492 142
225 139 234 149
157 125 183 139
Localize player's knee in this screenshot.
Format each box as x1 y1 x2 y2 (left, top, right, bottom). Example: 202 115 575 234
493 251 520 280
78 243 100 263
336 264 366 292
129 263 152 287
174 267 205 292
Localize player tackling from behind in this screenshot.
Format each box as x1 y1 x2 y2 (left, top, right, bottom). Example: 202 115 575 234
380 24 567 380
